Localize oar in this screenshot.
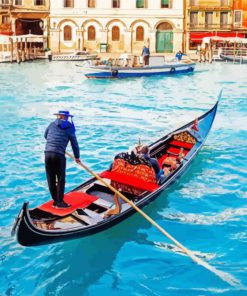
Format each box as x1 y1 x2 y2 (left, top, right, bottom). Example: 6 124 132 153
66 151 240 287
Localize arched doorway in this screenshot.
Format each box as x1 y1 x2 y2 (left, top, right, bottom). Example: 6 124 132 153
156 22 173 53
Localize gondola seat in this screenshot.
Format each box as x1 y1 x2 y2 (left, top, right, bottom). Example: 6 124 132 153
100 158 159 195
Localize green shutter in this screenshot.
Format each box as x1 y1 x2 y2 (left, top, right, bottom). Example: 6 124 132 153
162 0 169 4
137 0 144 8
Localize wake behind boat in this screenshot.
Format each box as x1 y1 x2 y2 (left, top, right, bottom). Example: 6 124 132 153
12 95 220 247
84 55 195 79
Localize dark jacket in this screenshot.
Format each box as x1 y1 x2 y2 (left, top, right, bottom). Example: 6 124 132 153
44 119 80 159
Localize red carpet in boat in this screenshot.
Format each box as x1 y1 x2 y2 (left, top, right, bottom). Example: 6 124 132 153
38 192 98 216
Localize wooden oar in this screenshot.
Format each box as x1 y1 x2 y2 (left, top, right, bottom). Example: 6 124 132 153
66 151 240 287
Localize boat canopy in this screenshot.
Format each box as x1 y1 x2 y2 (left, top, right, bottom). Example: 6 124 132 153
202 36 247 44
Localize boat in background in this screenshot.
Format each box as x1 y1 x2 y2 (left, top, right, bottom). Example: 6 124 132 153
51 50 97 61
12 92 221 247
219 53 247 64
84 55 195 79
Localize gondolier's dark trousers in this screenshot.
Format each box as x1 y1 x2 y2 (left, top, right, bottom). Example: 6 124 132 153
45 152 66 202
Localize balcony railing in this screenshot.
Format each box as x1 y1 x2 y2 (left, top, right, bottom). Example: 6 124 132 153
189 0 233 9
189 24 232 30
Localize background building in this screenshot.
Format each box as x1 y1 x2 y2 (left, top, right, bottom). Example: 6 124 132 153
0 1 49 39
233 0 247 36
185 0 246 51
49 0 184 54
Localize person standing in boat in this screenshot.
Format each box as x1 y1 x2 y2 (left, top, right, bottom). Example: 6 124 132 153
44 110 81 209
175 50 186 61
141 45 150 66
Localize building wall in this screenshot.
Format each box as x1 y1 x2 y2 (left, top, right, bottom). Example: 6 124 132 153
49 0 184 54
233 0 247 30
185 0 234 51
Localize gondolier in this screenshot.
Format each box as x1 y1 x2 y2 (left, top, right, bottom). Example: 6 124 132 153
44 110 81 209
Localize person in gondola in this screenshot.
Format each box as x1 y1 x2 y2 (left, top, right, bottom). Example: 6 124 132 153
44 110 81 209
162 148 185 176
139 145 164 183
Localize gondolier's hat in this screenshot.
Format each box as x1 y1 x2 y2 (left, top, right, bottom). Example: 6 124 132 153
54 110 74 117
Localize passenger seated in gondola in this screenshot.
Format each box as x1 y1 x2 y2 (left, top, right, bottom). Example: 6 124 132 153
139 145 164 183
104 144 156 218
162 148 184 176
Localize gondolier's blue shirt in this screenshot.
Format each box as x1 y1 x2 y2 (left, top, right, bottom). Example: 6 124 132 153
44 119 80 159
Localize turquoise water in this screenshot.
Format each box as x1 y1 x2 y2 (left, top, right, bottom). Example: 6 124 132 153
0 61 247 295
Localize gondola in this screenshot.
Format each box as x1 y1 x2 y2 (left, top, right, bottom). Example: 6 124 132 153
12 94 221 247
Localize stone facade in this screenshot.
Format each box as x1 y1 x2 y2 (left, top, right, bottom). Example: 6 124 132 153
49 0 184 54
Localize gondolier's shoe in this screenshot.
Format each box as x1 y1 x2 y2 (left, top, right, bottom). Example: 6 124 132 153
53 201 71 209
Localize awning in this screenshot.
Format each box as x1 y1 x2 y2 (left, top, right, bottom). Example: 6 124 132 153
190 32 245 42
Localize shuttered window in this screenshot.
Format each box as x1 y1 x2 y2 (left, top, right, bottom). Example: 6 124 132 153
64 0 73 7
88 0 96 8
113 0 120 8
161 0 169 8
136 26 144 41
88 26 96 41
136 0 147 8
64 25 72 41
112 26 120 41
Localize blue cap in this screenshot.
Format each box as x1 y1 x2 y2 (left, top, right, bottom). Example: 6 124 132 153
54 110 74 117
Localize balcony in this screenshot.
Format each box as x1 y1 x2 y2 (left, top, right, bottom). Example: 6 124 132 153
189 23 232 31
188 0 233 10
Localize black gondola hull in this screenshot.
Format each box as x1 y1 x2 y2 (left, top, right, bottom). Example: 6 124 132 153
15 96 220 246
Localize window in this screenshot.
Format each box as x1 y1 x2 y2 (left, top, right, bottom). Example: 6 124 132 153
112 0 120 8
88 26 95 41
2 15 10 24
34 0 45 5
221 0 229 5
1 0 10 4
161 0 171 8
205 12 213 28
64 0 73 7
136 26 144 41
15 0 22 5
190 0 198 5
190 12 198 27
220 12 228 28
234 11 242 26
136 0 147 8
88 0 95 8
64 25 72 41
112 26 120 41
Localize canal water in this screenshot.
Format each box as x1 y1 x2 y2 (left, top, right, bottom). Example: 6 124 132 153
0 61 246 296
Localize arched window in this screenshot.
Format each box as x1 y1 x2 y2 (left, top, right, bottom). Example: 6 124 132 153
112 26 120 41
136 26 144 41
64 25 72 41
88 26 96 41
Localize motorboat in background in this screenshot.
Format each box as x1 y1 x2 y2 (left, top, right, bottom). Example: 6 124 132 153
51 50 98 61
84 55 196 79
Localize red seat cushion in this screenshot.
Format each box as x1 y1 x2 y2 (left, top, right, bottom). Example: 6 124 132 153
38 192 98 216
100 171 159 192
169 140 194 149
167 147 189 155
